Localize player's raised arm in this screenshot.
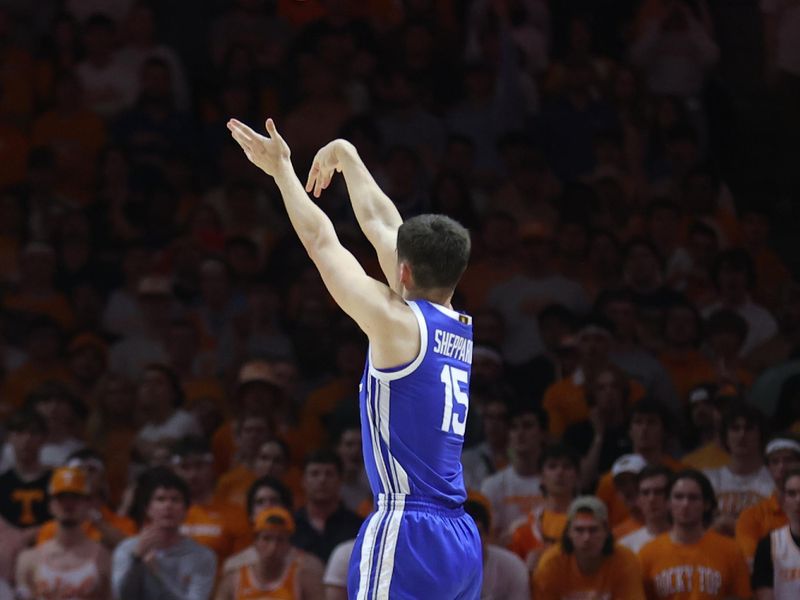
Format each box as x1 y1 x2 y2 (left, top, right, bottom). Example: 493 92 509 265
306 139 403 293
227 119 406 341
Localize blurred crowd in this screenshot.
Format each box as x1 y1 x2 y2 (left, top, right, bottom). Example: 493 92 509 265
1 0 800 598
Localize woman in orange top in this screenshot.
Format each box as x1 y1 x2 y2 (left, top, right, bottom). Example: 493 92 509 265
215 507 323 600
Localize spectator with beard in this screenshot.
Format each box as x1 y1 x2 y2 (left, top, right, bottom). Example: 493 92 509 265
15 467 111 599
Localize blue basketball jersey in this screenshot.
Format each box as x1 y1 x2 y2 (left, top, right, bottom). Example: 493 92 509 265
359 299 473 507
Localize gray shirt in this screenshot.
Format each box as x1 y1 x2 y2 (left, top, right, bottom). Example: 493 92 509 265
112 535 216 600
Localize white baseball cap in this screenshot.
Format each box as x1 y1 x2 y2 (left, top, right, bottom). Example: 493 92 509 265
611 453 647 478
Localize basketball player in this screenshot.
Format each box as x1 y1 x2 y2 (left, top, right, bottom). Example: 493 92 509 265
638 469 751 599
215 507 323 600
751 467 800 598
15 466 111 600
227 120 481 598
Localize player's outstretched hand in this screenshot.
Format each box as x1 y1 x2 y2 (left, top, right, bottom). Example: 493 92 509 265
306 139 348 198
227 118 291 178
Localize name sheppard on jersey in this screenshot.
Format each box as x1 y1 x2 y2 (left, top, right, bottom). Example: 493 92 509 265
433 330 473 364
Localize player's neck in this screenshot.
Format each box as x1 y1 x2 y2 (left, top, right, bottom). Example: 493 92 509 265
728 454 762 475
403 287 453 308
670 523 705 545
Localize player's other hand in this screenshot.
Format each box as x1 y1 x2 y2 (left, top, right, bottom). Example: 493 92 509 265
306 139 351 198
227 118 291 178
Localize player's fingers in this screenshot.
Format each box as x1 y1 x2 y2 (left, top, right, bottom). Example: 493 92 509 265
265 118 284 143
228 119 256 142
306 164 319 193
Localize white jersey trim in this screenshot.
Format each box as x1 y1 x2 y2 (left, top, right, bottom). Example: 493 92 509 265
368 301 428 382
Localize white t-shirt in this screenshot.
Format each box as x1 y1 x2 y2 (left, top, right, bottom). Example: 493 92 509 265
482 545 531 600
136 409 202 446
703 465 775 517
701 299 778 356
762 0 800 76
480 466 542 536
323 539 355 588
619 526 657 554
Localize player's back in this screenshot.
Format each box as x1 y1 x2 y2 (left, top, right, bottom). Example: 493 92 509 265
359 299 473 506
351 299 481 599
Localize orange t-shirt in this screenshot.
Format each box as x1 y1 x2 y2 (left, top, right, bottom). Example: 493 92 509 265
1 362 73 409
638 531 751 599
735 493 787 564
596 456 683 527
533 543 645 600
181 501 251 565
233 558 300 600
681 443 730 471
213 463 305 511
508 507 567 562
543 375 646 437
36 506 136 545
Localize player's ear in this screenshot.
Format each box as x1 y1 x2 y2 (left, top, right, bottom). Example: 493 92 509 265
398 261 413 289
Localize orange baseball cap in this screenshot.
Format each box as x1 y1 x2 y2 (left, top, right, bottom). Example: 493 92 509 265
49 466 89 496
253 507 295 534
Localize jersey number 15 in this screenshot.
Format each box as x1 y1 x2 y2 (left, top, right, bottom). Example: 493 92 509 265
440 364 469 436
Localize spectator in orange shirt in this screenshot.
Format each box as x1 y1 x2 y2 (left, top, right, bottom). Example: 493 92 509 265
736 436 800 566
533 495 645 600
171 436 250 566
639 469 752 599
659 300 718 404
213 412 272 507
543 315 645 437
681 383 733 471
1 316 72 411
508 442 578 569
3 242 75 330
36 449 136 549
222 475 300 575
214 506 324 600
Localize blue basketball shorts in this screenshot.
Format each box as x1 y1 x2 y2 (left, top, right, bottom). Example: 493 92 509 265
347 494 483 600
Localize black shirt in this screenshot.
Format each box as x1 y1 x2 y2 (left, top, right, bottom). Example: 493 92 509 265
0 468 52 527
292 504 363 562
752 527 800 590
